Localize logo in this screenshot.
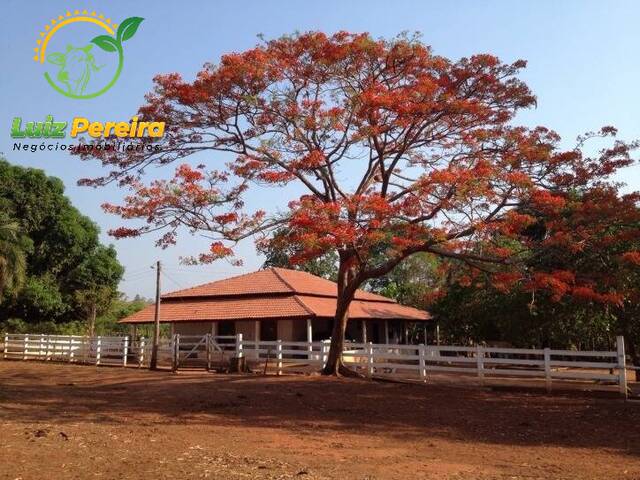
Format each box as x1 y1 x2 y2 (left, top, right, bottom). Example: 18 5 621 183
33 10 143 99
11 115 165 139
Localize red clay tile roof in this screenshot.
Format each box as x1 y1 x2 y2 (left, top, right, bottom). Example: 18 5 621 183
120 295 428 324
121 296 311 323
120 268 430 324
295 295 429 321
162 267 393 302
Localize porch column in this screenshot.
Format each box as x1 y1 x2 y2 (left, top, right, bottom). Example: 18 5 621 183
384 320 389 345
403 321 409 344
211 321 218 337
306 318 313 359
254 320 260 359
362 320 367 343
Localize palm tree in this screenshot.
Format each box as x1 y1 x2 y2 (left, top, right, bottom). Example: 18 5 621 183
0 218 27 299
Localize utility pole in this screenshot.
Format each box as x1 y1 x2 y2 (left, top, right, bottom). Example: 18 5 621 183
150 261 161 370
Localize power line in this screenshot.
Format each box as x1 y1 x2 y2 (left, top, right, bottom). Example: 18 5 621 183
161 271 184 290
121 271 156 282
123 266 156 276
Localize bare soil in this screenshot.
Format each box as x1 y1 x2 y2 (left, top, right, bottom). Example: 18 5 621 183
0 361 639 480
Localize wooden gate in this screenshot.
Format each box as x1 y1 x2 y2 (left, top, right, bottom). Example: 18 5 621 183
172 334 234 370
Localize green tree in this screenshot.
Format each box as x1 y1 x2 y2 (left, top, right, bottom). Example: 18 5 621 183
431 187 640 368
94 294 150 335
0 158 125 328
12 274 68 320
258 228 339 280
0 214 28 299
68 245 124 335
367 253 441 307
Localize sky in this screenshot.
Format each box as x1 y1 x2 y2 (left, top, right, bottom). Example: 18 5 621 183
1 0 639 299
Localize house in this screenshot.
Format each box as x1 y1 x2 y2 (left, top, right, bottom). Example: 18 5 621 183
119 267 430 344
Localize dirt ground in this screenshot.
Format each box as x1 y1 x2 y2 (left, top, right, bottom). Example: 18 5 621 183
0 361 639 480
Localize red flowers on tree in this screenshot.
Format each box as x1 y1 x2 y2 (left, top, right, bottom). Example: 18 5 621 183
73 32 637 375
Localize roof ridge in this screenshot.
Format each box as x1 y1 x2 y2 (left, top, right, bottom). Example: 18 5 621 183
273 266 397 303
162 268 288 298
270 267 297 293
290 294 316 317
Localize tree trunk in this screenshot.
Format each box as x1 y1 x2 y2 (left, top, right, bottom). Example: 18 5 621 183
88 303 96 337
322 254 360 376
322 294 352 375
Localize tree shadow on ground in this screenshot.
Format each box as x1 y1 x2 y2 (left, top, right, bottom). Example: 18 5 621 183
1 360 638 457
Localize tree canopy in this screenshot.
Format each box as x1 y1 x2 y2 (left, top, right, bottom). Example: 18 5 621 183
432 187 640 363
0 159 125 332
74 32 638 374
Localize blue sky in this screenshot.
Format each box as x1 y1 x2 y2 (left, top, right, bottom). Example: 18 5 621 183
1 0 639 298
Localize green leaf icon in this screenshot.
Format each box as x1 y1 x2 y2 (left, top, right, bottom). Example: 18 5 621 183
117 17 144 43
91 35 119 53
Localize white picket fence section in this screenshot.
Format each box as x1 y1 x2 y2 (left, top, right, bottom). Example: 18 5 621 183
341 342 627 394
1 332 629 397
1 333 170 367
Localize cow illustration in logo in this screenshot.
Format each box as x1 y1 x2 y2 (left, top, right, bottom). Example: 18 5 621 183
47 44 101 96
33 10 143 99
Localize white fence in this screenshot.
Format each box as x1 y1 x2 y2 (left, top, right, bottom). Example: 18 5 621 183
1 333 168 367
0 333 236 369
233 335 628 397
1 332 629 397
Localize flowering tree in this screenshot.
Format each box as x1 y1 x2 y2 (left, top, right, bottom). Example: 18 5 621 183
75 32 636 375
432 186 640 375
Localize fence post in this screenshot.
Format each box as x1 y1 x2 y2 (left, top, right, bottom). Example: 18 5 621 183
138 337 145 367
321 340 329 368
476 345 484 383
616 335 628 399
68 337 74 362
38 334 44 360
307 338 314 361
172 334 180 372
235 333 244 359
419 344 427 381
96 336 102 365
3 333 8 359
123 336 129 367
23 335 29 361
366 342 374 378
206 333 212 371
254 324 260 360
306 318 313 360
81 336 88 364
276 340 283 375
543 347 551 393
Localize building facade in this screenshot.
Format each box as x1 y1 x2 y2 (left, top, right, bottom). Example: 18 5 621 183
120 268 431 344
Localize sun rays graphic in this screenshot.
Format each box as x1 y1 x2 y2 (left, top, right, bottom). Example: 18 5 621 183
33 10 118 64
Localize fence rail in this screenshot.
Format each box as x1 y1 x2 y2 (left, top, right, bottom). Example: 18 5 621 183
1 332 629 397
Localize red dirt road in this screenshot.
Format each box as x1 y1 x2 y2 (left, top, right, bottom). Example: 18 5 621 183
0 361 639 479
